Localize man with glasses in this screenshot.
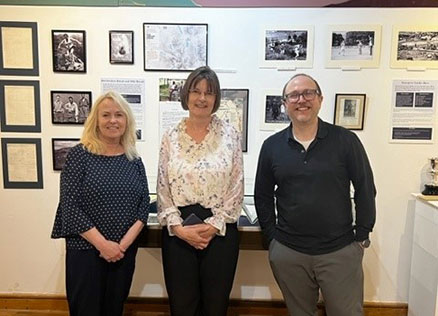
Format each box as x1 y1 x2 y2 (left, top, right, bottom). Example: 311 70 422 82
254 73 376 316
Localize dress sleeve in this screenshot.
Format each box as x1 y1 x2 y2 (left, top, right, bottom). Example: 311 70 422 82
51 145 95 239
157 132 183 234
206 128 244 236
136 158 150 223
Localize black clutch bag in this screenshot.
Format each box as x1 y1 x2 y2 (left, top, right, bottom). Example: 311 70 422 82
182 213 204 226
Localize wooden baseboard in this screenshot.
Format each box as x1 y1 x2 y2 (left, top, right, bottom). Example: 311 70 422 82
0 294 408 316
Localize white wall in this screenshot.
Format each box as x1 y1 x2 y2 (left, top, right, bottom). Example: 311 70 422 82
0 5 437 302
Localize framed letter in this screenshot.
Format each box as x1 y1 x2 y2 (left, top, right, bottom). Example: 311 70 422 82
334 93 366 130
1 138 43 189
0 21 39 76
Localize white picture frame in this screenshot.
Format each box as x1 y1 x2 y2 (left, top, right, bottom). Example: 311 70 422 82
326 24 381 69
260 25 314 69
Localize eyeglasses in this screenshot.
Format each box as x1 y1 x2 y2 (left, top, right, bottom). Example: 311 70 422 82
189 89 216 99
283 89 320 103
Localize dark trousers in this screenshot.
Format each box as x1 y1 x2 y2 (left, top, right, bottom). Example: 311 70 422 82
161 205 240 316
65 243 138 316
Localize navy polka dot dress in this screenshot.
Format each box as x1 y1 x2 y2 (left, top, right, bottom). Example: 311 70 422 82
51 144 150 250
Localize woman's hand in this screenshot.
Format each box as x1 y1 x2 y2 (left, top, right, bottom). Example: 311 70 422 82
199 224 219 242
98 240 125 262
172 224 212 250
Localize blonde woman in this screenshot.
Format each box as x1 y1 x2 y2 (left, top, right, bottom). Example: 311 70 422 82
51 91 150 316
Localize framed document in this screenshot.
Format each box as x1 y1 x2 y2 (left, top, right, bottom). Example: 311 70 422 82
50 90 92 124
260 90 290 131
52 30 86 73
109 30 134 64
326 25 381 69
52 138 80 171
260 25 314 69
1 138 43 189
334 93 366 130
391 25 438 69
143 23 208 71
218 89 249 152
0 80 41 132
0 21 39 76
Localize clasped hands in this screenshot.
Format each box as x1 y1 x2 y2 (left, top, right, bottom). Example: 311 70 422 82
98 239 130 263
172 223 219 250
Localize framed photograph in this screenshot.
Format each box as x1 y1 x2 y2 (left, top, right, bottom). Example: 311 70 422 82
326 25 381 69
0 21 39 76
52 138 80 171
391 25 438 69
334 93 366 130
51 91 92 124
218 89 249 152
1 138 43 189
159 78 186 102
52 30 86 73
143 23 208 71
260 90 290 131
0 80 41 132
260 26 314 69
109 30 134 64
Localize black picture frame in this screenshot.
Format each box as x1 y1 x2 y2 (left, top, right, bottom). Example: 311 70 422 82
143 23 208 71
0 21 39 76
52 30 86 73
51 90 92 124
109 30 134 64
0 80 41 132
1 138 43 189
334 93 366 130
51 138 80 171
219 89 249 152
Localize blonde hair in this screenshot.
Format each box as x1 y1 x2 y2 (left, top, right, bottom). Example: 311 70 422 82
81 91 139 161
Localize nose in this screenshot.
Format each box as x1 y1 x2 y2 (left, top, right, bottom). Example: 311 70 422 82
199 92 207 100
297 94 306 103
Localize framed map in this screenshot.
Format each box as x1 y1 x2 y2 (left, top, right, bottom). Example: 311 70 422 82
143 23 208 71
218 89 249 152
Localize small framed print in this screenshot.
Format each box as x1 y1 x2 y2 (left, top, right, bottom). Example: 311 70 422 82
143 23 208 71
0 21 39 76
0 80 41 132
51 91 92 124
391 25 438 69
52 30 86 73
260 25 314 69
218 89 249 152
326 25 381 69
1 138 43 189
260 90 290 131
109 30 134 64
334 93 366 130
52 138 80 171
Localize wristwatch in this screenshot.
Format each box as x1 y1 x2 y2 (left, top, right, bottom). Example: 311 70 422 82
359 239 371 248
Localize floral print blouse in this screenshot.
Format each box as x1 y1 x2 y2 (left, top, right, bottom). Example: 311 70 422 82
157 115 244 236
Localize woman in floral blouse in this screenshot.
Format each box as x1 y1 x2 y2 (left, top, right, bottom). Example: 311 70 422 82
157 66 244 316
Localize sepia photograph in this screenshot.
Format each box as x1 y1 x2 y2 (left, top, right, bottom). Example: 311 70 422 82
159 78 186 101
334 93 366 130
51 91 92 124
52 138 80 171
391 26 438 69
260 26 314 68
260 91 290 131
52 30 86 73
326 25 381 68
109 30 134 64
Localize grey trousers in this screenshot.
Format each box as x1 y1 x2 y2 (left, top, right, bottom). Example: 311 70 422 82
269 239 364 316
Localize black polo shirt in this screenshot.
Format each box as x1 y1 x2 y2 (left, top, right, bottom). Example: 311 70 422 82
254 119 376 255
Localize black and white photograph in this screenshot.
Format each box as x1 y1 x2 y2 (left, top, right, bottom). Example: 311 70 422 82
52 30 86 72
52 138 80 171
51 91 92 124
109 30 134 64
260 26 314 68
334 93 366 130
391 26 438 69
326 25 381 68
143 23 208 71
159 78 186 101
260 92 290 131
